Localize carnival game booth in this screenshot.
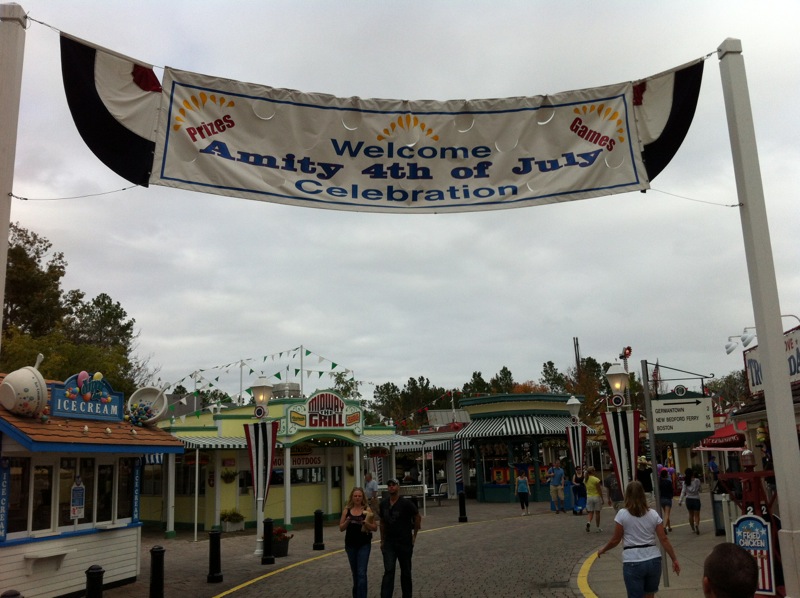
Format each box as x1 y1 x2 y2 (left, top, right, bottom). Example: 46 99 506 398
158 388 422 532
455 393 592 504
0 366 184 598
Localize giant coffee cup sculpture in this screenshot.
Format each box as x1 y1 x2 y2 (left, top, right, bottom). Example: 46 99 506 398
0 354 48 418
126 386 169 426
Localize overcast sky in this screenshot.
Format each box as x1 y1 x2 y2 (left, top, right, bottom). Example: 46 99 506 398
7 1 799 402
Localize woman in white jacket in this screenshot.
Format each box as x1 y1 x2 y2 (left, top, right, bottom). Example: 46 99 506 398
678 468 702 534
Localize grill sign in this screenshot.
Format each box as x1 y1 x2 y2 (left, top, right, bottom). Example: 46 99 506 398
285 390 363 434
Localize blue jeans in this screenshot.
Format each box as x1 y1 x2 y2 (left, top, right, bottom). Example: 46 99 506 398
381 541 413 598
622 557 662 598
345 543 371 598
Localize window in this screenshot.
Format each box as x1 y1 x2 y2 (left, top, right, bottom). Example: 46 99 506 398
117 458 135 519
7 457 30 534
175 456 206 496
32 465 53 531
58 458 96 526
97 464 114 522
141 463 162 496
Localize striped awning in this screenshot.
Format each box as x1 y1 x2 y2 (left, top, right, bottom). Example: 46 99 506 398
395 438 453 453
144 453 163 465
359 434 425 448
178 437 249 450
455 415 595 439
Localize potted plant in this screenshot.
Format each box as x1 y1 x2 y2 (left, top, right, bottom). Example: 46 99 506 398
220 469 239 484
220 508 245 532
271 526 294 557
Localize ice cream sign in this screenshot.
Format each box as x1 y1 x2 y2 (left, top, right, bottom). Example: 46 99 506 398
51 371 125 422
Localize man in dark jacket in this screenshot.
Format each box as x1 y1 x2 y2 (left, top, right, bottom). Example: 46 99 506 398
379 479 421 598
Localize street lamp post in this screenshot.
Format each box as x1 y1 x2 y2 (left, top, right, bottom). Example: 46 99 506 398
603 357 640 493
248 377 272 556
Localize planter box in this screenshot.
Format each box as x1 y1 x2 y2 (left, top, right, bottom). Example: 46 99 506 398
272 539 290 557
222 521 244 533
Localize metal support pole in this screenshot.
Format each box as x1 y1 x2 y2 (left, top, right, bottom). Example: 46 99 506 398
149 545 165 598
458 491 468 522
718 37 800 597
261 518 275 565
641 360 669 588
206 530 223 583
85 564 105 598
313 509 325 550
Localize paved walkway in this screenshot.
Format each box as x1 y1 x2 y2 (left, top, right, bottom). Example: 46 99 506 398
98 498 725 597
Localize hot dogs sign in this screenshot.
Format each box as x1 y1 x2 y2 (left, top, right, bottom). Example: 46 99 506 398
283 390 362 435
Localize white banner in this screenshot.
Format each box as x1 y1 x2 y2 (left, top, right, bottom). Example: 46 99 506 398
60 34 704 213
152 69 646 212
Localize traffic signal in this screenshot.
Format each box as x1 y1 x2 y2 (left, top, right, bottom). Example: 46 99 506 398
620 346 632 360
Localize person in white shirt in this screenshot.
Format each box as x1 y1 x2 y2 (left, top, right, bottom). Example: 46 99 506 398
597 480 680 598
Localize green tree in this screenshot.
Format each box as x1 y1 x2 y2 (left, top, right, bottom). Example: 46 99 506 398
3 223 67 336
461 371 491 396
706 369 750 412
539 361 567 393
1 223 157 395
372 382 402 425
490 366 515 394
332 371 380 425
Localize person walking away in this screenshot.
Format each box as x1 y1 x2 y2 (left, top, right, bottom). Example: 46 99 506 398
636 456 655 506
516 470 530 516
702 542 758 598
572 466 587 515
658 468 674 532
547 460 566 513
679 467 702 534
707 455 719 482
604 472 624 511
584 466 604 532
365 472 379 513
379 478 421 598
340 487 378 598
597 480 680 598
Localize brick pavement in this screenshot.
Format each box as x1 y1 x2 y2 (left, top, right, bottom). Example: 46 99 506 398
95 496 724 597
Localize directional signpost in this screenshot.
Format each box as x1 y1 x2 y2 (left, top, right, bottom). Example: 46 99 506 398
652 395 714 435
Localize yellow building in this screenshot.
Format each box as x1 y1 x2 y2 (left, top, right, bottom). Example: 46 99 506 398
148 388 422 533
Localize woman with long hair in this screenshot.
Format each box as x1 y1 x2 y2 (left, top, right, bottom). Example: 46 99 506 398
516 469 530 516
678 467 702 534
339 486 378 598
658 468 674 532
597 481 680 598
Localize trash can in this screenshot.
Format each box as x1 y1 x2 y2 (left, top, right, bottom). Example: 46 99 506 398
711 482 726 536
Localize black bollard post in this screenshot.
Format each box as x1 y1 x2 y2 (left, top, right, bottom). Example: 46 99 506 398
1 591 24 597
313 509 325 550
149 545 165 598
458 491 468 522
261 518 275 565
206 530 223 583
85 564 105 598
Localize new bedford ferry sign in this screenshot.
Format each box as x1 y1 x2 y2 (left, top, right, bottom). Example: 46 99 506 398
51 371 125 422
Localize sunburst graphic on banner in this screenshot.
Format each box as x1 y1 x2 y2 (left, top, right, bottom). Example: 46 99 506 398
172 92 236 132
377 114 439 142
573 103 626 143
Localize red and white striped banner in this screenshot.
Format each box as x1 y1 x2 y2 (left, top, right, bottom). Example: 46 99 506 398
243 420 279 508
601 409 641 493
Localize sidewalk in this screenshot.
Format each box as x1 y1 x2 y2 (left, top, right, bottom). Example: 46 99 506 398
582 506 723 597
102 498 728 597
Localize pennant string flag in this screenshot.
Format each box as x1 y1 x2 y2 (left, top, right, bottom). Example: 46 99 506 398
60 34 704 214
